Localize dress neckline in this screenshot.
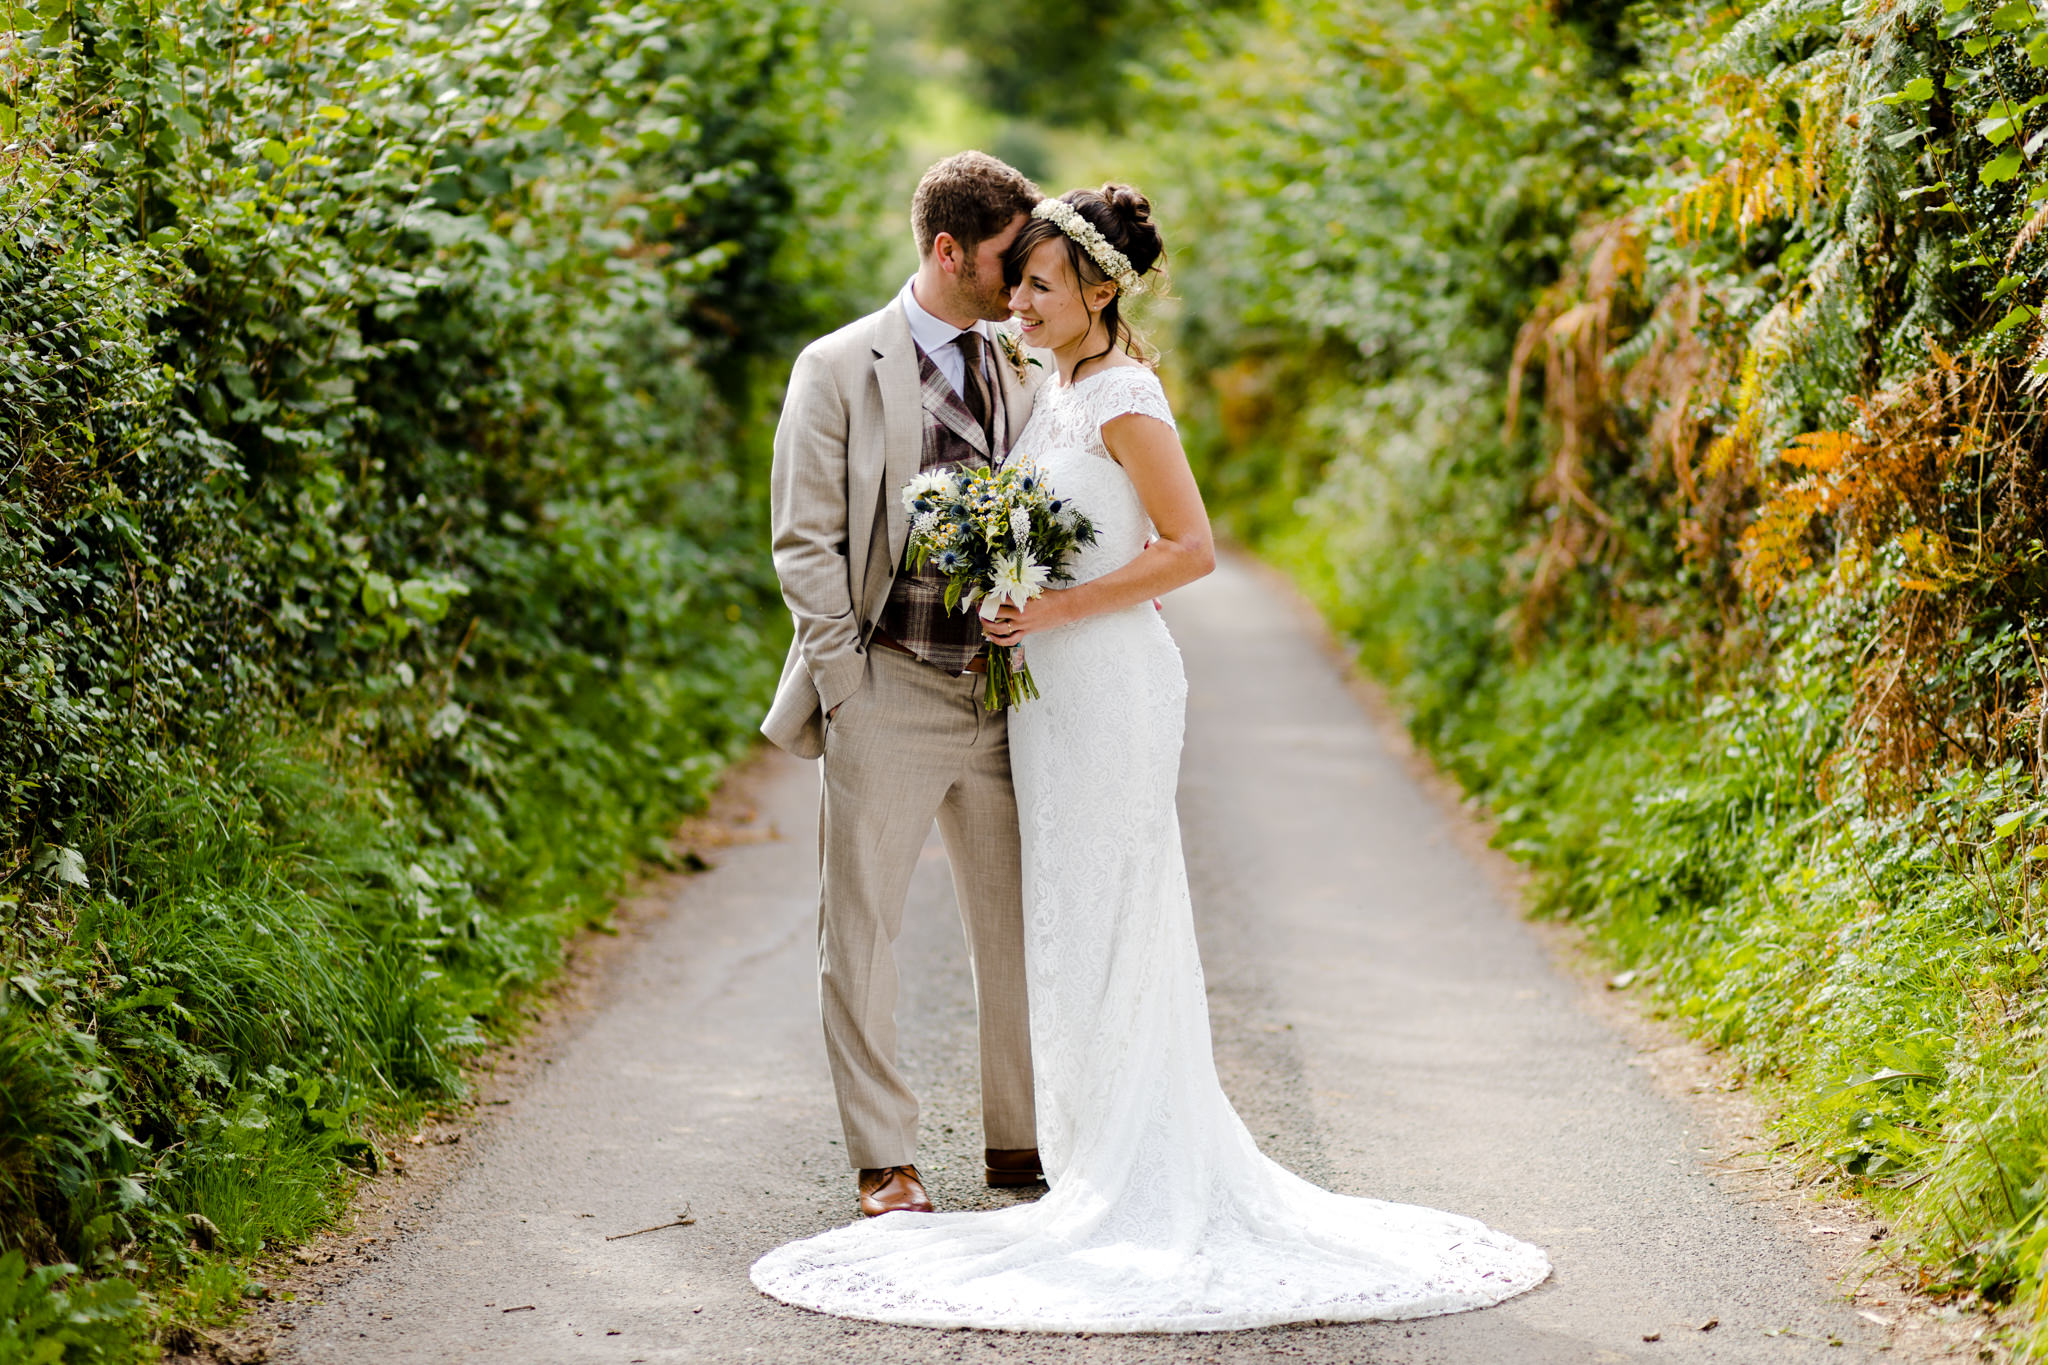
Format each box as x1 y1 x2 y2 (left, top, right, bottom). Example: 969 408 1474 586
1052 362 1151 394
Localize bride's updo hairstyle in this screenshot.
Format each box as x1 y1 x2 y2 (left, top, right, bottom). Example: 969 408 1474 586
1004 183 1166 367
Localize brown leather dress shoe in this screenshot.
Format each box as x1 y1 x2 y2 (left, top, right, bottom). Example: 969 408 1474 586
857 1165 933 1217
984 1147 1044 1187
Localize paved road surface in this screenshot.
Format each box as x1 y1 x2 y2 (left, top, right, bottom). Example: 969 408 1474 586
279 554 1895 1364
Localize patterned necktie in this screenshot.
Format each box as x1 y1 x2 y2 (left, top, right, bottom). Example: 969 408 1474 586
954 331 994 452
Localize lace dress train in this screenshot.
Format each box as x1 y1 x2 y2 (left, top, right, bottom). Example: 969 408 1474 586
750 367 1549 1331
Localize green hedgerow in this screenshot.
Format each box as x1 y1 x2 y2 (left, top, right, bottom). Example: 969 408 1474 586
1 0 879 1353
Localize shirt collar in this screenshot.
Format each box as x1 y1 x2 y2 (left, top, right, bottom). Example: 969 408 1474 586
900 277 990 355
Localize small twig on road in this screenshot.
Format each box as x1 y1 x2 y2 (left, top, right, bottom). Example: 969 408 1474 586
605 1205 696 1241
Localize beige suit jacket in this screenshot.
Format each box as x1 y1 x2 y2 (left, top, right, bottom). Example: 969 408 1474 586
762 301 1046 758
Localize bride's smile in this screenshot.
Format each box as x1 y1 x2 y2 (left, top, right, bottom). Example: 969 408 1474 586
1007 238 1118 373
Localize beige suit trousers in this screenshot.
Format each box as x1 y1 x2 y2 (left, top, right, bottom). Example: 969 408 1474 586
819 645 1035 1170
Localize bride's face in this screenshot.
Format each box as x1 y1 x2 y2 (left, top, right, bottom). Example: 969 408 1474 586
1008 240 1112 352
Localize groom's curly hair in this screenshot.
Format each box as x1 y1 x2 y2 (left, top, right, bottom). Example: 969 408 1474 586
911 152 1040 259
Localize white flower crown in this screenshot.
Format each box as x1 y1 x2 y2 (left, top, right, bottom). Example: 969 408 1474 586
1032 198 1145 296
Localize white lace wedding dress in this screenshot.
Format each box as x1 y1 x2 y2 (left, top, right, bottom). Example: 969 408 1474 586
750 366 1550 1332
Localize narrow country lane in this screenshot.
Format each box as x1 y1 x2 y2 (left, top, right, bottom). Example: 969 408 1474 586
276 554 1902 1365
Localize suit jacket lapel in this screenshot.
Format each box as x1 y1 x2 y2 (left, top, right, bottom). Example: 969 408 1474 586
872 306 925 579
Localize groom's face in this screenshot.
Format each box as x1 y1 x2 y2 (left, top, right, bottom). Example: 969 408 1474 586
959 213 1028 322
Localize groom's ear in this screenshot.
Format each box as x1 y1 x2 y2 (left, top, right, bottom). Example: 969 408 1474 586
931 230 966 276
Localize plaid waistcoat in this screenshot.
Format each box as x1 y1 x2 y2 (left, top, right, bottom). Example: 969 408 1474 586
878 341 1011 675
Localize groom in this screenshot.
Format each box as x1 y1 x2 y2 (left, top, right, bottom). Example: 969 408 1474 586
762 152 1047 1217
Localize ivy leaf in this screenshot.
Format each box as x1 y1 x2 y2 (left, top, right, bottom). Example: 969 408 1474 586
1990 302 2037 333
398 575 467 624
1976 95 2047 143
1992 0 2038 30
1981 150 2025 183
33 847 89 888
1883 76 1936 104
361 571 396 616
1979 112 2022 144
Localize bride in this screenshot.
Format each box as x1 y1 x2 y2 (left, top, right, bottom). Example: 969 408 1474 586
750 184 1550 1332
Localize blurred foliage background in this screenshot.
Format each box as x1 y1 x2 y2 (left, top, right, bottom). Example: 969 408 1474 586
12 0 2048 1356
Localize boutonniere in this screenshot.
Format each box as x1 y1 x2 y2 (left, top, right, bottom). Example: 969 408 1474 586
996 329 1043 385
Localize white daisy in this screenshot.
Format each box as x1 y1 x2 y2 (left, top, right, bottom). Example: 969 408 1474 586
979 553 1051 618
902 469 954 512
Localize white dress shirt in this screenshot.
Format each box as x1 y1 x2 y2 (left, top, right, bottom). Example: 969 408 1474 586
899 278 993 403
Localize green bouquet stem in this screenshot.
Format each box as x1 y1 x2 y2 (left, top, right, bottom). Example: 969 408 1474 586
982 643 1040 711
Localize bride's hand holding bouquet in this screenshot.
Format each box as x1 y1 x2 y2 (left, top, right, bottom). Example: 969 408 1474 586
976 581 1073 646
901 461 1097 710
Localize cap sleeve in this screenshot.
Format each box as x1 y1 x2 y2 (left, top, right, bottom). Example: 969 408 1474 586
1088 366 1176 434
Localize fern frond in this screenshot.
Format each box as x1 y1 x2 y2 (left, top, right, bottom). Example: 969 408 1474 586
2009 198 2048 265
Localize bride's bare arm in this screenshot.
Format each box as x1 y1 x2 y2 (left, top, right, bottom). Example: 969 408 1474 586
982 411 1215 645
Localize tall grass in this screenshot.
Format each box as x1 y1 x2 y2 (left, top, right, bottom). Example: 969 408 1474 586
3 652 779 1356
1258 384 2048 1350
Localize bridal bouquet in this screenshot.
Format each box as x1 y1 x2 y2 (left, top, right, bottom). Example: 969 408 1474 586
902 463 1098 710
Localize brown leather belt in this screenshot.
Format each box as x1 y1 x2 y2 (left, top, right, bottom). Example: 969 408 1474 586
870 627 988 674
